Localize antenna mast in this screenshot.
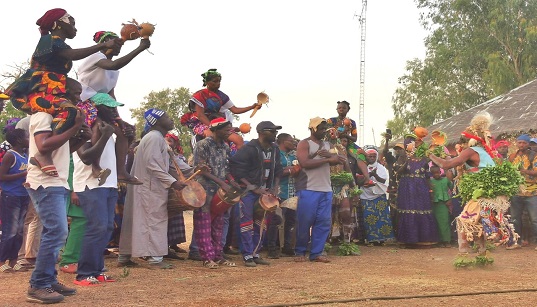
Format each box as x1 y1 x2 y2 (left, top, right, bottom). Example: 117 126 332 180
358 0 367 146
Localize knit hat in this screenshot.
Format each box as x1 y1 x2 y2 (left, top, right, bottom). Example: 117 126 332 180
144 108 165 132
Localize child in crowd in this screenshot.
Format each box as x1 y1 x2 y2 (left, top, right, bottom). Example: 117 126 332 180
429 165 454 247
0 128 30 272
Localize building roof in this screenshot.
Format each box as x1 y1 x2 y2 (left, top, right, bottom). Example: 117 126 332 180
424 79 537 144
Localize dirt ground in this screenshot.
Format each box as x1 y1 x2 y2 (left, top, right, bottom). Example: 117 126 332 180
2 211 537 307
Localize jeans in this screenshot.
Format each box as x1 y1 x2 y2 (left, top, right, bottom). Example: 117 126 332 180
295 190 332 260
0 194 29 262
27 186 68 289
76 187 117 279
510 195 537 244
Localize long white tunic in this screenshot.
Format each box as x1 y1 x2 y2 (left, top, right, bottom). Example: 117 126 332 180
119 130 177 257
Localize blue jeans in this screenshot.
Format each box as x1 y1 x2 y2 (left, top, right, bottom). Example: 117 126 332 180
295 190 332 260
0 193 29 262
27 186 68 289
510 195 537 244
76 187 118 279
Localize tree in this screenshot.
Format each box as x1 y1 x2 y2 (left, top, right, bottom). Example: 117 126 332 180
129 87 193 156
388 0 537 137
0 62 28 142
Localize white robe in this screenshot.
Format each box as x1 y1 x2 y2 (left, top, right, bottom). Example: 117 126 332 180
119 130 177 257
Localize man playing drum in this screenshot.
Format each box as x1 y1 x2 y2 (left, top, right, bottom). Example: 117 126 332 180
229 121 283 267
193 118 240 269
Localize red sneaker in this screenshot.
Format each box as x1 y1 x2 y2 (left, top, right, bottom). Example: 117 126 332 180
73 276 100 286
95 274 116 282
59 263 78 274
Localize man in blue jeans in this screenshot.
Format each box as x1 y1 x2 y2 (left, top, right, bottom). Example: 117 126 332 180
294 117 346 263
73 108 118 285
25 108 89 304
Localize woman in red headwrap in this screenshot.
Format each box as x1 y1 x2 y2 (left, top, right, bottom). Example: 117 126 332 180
6 8 121 176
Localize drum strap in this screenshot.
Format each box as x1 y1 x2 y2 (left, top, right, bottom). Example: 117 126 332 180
253 210 268 255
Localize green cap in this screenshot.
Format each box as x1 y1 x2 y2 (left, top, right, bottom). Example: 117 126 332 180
91 93 124 107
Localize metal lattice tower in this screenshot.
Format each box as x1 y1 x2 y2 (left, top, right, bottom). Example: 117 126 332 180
358 0 367 146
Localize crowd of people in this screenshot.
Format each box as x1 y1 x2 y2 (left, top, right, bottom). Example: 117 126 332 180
0 8 535 305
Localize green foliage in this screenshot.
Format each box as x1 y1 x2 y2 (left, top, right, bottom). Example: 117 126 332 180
348 186 363 197
0 102 25 142
324 243 332 253
120 266 130 278
329 172 354 185
337 242 361 256
129 87 193 157
391 0 537 133
457 161 525 202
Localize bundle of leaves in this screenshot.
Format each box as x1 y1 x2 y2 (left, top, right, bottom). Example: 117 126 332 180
348 186 363 197
428 145 448 158
337 242 361 256
330 172 354 185
457 161 524 203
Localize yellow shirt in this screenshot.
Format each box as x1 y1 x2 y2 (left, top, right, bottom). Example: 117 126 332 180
511 150 537 196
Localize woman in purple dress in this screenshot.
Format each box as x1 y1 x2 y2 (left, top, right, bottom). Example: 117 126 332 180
394 134 439 246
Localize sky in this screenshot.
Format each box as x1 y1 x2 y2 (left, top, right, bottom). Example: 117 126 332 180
1 0 427 146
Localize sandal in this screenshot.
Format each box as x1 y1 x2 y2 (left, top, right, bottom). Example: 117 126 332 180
96 168 111 186
203 260 219 269
29 157 58 177
216 259 236 267
0 264 14 273
118 175 143 185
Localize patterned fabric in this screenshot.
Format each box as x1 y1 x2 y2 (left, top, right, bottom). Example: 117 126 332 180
167 213 186 245
511 150 537 196
362 195 394 243
396 157 439 244
327 116 357 137
194 206 224 262
193 137 230 188
7 35 75 133
77 99 98 127
279 149 296 199
190 88 230 114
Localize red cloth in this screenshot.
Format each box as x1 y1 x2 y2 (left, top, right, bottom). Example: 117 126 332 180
36 8 67 35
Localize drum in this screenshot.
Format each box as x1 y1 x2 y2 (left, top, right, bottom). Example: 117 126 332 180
210 187 243 218
253 194 279 220
167 181 207 217
280 196 298 211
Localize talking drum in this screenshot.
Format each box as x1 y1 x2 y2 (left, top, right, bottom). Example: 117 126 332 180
167 181 206 217
253 194 279 220
210 187 242 219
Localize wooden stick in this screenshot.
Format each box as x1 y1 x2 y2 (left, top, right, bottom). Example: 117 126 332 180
185 170 202 182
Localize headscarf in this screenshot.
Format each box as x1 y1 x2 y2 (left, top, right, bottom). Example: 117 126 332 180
361 148 389 199
209 117 230 131
144 108 165 132
494 140 510 149
93 31 119 43
165 133 184 155
201 68 221 86
36 8 69 35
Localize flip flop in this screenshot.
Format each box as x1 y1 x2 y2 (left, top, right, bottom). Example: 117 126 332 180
203 260 219 269
96 168 112 186
216 259 236 267
29 157 59 177
118 176 143 185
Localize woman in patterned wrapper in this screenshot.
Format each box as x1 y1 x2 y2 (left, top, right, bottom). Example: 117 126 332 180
6 8 120 177
181 69 258 150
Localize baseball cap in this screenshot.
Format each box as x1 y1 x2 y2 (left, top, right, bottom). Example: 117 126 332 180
393 143 404 149
308 117 327 130
531 138 537 144
256 121 282 132
91 93 124 107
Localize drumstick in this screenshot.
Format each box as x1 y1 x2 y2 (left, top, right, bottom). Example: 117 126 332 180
185 170 202 182
168 150 186 181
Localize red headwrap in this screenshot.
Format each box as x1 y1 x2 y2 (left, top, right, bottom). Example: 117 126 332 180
494 140 510 149
36 8 67 35
165 133 183 154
